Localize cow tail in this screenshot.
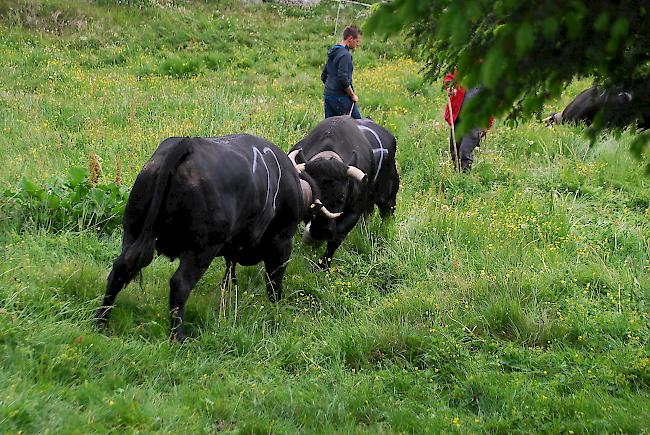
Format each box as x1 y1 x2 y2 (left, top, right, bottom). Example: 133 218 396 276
122 138 193 270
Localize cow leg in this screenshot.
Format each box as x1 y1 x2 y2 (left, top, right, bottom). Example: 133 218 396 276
318 212 362 269
263 238 292 302
96 250 143 328
377 167 399 220
319 239 343 270
169 251 215 342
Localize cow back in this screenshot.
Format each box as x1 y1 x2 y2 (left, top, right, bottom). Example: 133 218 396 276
130 135 302 259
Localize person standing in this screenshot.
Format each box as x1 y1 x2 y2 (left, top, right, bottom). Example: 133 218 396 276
444 69 493 172
321 25 362 119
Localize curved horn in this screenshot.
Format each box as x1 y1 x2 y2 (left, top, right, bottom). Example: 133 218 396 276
346 165 367 182
288 149 306 172
299 179 313 208
315 199 342 219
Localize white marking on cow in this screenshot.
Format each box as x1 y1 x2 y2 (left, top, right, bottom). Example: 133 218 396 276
618 92 633 102
252 147 282 210
302 221 315 245
357 124 388 182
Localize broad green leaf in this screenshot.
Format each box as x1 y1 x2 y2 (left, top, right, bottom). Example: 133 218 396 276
67 167 88 188
47 193 61 210
89 188 108 208
19 178 41 196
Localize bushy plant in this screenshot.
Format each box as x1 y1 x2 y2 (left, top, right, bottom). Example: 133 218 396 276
159 55 203 78
2 166 129 233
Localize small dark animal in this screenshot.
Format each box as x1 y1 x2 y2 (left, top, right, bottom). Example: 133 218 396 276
96 135 305 341
288 116 399 269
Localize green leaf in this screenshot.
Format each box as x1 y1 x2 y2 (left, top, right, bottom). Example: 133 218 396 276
47 193 61 210
629 131 650 159
515 23 535 58
67 167 88 188
19 178 41 196
594 12 609 32
89 188 109 208
541 17 558 39
481 48 507 89
606 17 629 52
610 17 629 39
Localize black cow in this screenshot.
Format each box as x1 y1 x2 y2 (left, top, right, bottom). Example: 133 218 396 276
96 135 305 341
544 86 639 127
288 116 399 268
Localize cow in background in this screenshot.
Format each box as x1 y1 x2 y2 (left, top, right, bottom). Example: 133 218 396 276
96 135 305 342
544 85 648 129
289 116 399 269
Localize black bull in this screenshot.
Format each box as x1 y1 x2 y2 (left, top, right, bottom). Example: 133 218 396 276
289 116 400 268
96 135 304 341
544 86 649 129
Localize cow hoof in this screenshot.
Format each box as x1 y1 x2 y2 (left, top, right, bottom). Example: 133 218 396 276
267 292 281 303
379 208 395 221
170 330 187 343
95 308 110 329
318 258 332 271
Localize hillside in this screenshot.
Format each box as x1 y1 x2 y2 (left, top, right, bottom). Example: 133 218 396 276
0 1 648 432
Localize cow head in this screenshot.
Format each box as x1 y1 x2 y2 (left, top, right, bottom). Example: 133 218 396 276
289 149 367 245
543 112 563 126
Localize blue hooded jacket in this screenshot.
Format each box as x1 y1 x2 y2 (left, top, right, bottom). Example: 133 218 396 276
321 44 354 96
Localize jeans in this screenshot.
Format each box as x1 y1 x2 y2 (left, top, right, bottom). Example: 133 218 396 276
449 86 483 172
324 95 361 119
449 126 482 172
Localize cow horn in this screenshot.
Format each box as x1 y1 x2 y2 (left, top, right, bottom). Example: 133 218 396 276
300 179 313 208
346 165 367 182
288 149 305 172
315 199 342 219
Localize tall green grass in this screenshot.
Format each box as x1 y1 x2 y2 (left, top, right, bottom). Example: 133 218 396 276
0 0 648 433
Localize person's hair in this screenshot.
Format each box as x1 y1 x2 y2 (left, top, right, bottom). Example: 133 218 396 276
343 25 362 40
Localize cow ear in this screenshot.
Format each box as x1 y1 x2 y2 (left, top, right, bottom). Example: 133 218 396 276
348 151 359 167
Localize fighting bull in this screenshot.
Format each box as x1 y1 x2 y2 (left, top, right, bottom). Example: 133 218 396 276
96 135 304 341
288 116 399 268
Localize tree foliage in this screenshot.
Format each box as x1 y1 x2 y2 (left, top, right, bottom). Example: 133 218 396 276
365 0 650 158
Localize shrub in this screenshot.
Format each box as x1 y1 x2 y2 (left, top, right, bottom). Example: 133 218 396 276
159 55 203 78
2 166 129 234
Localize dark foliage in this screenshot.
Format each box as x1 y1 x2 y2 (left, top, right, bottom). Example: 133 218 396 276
365 0 650 160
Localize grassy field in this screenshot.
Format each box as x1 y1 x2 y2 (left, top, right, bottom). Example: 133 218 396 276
1 0 649 433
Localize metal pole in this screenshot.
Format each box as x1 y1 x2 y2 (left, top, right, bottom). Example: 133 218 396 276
334 0 342 36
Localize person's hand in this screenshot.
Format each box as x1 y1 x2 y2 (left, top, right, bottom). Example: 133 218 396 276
352 94 359 102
